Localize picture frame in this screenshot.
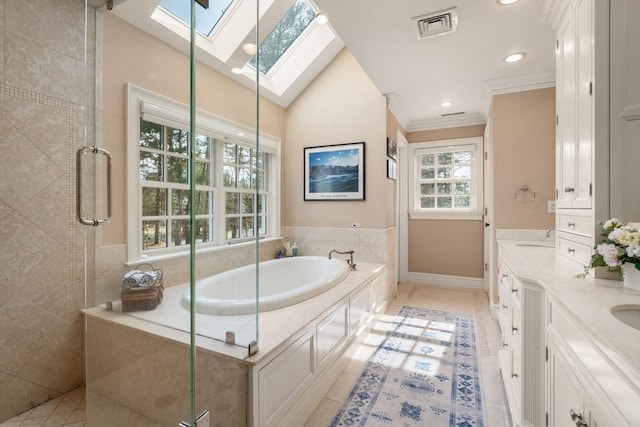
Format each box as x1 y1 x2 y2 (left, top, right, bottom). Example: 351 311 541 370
386 137 397 160
387 158 397 180
304 142 365 201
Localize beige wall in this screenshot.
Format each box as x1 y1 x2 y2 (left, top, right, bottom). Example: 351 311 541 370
283 48 389 229
492 88 556 230
406 125 486 278
101 12 287 246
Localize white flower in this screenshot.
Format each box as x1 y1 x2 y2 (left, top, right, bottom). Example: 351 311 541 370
608 228 628 245
618 229 640 247
596 243 620 267
627 242 640 258
603 218 622 229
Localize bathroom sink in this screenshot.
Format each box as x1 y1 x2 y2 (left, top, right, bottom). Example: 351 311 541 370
610 305 640 331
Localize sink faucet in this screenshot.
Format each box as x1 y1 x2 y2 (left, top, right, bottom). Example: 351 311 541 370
328 249 357 271
545 227 555 238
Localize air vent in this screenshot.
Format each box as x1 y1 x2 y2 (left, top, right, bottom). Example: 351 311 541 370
441 111 465 117
412 7 458 39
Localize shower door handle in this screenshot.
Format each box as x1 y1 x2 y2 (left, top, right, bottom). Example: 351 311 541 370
76 146 112 226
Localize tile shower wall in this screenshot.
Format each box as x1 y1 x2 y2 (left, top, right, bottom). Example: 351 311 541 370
0 0 97 421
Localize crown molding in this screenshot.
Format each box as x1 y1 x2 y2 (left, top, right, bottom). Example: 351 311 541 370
384 93 409 131
407 113 486 132
486 72 556 96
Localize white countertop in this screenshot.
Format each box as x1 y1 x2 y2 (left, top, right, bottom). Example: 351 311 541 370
497 239 640 392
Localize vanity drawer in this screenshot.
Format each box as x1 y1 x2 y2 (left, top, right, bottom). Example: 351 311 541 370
557 214 592 237
557 238 591 265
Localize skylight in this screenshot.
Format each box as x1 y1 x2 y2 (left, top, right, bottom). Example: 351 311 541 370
248 0 316 74
159 0 233 36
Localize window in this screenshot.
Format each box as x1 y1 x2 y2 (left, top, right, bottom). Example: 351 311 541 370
248 0 316 74
158 0 233 37
127 85 280 262
409 137 483 220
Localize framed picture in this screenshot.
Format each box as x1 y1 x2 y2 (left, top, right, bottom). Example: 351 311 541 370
304 142 365 201
387 159 397 180
386 137 397 160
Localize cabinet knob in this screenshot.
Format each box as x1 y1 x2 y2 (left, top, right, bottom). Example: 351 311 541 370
511 372 518 378
512 326 519 333
502 342 508 348
567 247 576 254
564 186 575 193
511 288 518 293
502 273 508 279
502 304 508 309
569 409 588 427
567 221 576 227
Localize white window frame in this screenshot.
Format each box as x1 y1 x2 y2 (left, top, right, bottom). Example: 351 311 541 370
126 84 281 263
408 137 484 220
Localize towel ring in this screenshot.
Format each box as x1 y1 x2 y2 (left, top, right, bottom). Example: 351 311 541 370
514 185 535 204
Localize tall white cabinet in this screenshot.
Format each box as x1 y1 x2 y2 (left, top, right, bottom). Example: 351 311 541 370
547 0 610 266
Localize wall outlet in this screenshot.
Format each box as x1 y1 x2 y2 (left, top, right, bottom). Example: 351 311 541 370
548 200 556 213
351 223 361 229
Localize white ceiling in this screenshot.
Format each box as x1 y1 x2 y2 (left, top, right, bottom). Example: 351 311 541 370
313 0 557 131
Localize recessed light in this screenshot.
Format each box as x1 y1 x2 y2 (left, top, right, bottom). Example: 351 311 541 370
316 13 328 24
238 132 245 136
242 43 257 56
231 67 243 75
497 0 520 4
503 52 526 63
440 101 454 107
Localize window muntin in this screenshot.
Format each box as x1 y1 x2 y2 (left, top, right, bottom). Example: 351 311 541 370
139 119 216 252
417 149 473 210
158 0 233 37
248 0 316 74
409 137 483 220
127 85 280 262
223 142 267 240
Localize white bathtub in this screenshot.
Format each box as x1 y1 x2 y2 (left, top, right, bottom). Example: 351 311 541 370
180 256 351 315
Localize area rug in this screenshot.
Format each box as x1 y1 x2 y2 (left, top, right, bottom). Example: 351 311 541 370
330 306 485 427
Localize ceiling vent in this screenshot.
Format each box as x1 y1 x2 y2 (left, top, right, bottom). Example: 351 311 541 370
412 7 458 40
441 111 465 117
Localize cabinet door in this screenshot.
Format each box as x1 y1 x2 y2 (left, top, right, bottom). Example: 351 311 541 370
548 341 585 427
557 10 576 209
573 0 593 209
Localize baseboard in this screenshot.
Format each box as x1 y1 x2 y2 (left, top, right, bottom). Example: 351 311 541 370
407 272 484 289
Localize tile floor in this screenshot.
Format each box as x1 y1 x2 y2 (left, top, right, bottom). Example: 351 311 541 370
0 387 85 427
305 283 512 426
1 283 511 427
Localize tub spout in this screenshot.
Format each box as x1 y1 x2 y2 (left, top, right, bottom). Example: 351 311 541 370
328 250 357 271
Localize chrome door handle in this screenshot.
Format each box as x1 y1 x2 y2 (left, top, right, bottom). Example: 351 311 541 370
76 146 112 226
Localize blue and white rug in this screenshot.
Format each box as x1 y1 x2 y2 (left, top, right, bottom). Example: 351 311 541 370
330 306 485 427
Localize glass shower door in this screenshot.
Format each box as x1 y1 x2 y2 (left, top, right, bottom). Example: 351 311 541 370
83 1 261 426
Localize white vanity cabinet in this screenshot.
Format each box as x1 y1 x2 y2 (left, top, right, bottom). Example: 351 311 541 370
498 254 545 427
545 296 632 427
547 0 610 265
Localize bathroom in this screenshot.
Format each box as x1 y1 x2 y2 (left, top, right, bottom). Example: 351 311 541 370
1 0 639 426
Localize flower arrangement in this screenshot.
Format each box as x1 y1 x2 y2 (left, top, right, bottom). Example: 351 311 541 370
577 218 640 279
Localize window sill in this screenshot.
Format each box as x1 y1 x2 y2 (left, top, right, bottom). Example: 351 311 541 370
408 210 483 221
125 236 283 266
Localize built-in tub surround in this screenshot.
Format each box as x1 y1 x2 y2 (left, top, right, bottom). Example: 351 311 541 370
498 240 640 425
86 262 386 426
182 256 350 315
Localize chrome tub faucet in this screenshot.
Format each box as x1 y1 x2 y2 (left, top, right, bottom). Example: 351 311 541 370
328 250 357 271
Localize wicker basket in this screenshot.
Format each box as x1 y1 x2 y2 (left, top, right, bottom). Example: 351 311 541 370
121 264 164 313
